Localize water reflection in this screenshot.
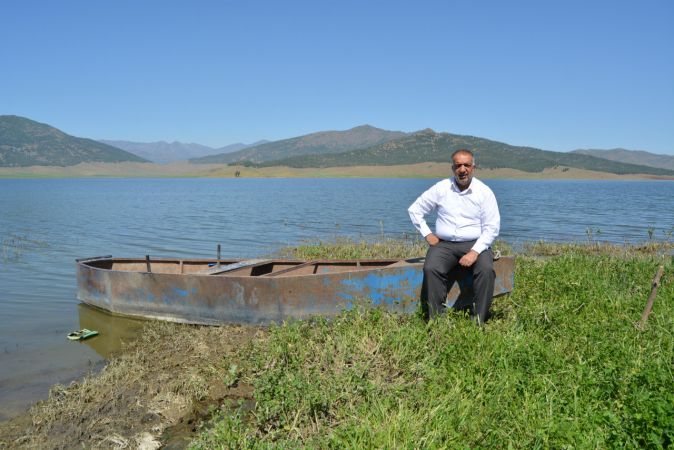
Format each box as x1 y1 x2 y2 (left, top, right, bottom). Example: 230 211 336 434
0 305 149 421
77 304 147 359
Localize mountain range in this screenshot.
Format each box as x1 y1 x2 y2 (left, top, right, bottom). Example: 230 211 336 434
99 139 269 164
1 115 673 177
244 129 674 176
189 125 406 164
0 115 147 167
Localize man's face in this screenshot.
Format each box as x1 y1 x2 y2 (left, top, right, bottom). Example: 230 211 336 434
452 152 475 189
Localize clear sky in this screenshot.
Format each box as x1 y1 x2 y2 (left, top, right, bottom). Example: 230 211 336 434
2 0 673 154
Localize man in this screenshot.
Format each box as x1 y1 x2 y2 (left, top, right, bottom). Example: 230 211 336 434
408 149 500 324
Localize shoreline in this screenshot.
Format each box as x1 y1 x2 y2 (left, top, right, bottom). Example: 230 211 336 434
1 241 672 448
1 162 673 180
0 322 265 449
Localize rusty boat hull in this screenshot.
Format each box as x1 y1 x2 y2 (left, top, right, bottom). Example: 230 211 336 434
76 256 515 325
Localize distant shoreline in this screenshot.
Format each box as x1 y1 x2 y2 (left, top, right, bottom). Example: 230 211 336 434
1 162 673 180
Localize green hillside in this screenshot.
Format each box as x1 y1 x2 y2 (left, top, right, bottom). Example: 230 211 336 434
0 115 148 167
190 125 406 164
251 129 674 176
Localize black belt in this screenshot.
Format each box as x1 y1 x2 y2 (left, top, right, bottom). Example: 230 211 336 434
438 238 477 243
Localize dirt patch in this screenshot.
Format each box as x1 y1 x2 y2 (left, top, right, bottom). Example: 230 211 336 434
160 383 255 449
0 321 265 449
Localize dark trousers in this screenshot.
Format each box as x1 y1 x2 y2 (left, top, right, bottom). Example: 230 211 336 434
421 240 495 325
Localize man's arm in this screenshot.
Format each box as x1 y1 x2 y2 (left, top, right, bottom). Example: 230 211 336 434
408 185 439 243
472 189 500 255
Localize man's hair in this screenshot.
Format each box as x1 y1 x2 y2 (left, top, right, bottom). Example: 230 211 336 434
451 149 475 165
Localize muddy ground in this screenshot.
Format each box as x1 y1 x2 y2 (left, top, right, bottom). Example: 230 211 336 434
0 321 266 449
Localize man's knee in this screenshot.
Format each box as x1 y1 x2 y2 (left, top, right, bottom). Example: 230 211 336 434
423 246 445 275
473 250 495 275
423 260 444 278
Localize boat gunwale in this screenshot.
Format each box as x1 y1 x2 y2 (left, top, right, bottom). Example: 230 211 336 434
76 257 423 278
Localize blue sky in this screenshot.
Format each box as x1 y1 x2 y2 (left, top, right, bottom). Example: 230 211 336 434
2 0 673 154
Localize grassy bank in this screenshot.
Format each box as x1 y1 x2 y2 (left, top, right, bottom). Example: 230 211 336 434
193 242 673 448
0 240 672 448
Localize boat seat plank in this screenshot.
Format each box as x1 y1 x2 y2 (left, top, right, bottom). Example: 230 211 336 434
262 261 317 277
387 257 425 267
198 259 271 275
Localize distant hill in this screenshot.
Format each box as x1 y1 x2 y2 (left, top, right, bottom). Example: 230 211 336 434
0 116 148 167
217 140 269 153
99 139 268 164
571 148 674 171
251 129 674 176
190 125 406 164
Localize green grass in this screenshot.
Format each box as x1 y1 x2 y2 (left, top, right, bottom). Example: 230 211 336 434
191 242 673 449
276 237 512 260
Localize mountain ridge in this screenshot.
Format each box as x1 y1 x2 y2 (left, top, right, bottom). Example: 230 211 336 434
248 129 674 176
190 125 406 164
3 115 671 176
0 116 148 167
99 139 269 164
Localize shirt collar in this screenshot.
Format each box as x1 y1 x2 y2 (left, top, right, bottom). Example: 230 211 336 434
451 177 473 193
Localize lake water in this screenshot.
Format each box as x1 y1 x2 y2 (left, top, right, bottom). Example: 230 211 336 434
1 178 673 420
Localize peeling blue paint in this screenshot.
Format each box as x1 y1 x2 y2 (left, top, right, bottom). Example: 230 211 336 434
339 268 423 308
174 287 190 297
340 292 355 301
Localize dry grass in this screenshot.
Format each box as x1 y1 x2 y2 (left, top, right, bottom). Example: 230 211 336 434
522 240 674 257
1 161 672 180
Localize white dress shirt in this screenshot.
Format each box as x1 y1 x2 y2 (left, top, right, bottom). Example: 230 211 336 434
408 177 500 254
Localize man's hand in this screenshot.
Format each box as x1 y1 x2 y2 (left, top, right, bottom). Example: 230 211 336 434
425 233 440 246
459 250 479 267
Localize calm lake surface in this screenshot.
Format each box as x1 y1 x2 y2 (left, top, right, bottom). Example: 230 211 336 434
1 178 673 420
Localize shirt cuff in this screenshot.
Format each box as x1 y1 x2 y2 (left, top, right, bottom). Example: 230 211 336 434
420 223 432 237
471 242 487 254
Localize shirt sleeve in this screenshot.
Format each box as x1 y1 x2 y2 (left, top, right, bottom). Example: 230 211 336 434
408 184 439 238
471 189 500 254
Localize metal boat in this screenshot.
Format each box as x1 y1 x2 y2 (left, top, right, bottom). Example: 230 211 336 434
76 255 515 325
